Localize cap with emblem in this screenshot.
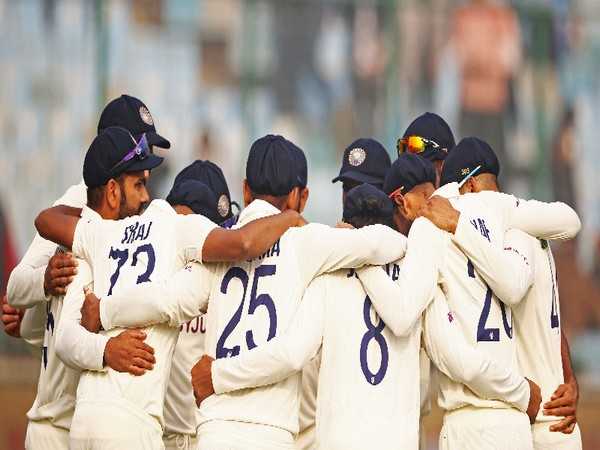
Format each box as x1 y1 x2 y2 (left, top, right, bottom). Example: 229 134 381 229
401 112 455 161
173 160 233 220
440 136 499 186
332 138 391 189
98 94 171 149
383 153 436 196
166 179 222 222
246 134 307 196
343 183 394 222
83 126 164 188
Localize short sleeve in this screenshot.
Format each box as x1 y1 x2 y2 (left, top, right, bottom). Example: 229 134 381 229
72 216 97 263
175 214 219 263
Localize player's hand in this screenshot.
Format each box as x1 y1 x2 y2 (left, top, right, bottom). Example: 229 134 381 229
103 329 155 376
1 295 23 338
335 221 354 229
526 378 542 424
418 196 460 234
545 380 578 433
80 291 102 333
44 252 78 297
191 355 215 407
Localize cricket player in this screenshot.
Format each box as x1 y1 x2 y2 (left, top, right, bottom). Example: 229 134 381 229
396 111 457 450
189 183 543 450
5 94 171 449
78 134 407 450
162 162 234 450
373 151 579 449
35 129 303 450
427 137 582 449
397 112 455 186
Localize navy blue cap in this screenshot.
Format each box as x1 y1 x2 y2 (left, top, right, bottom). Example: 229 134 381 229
402 112 455 161
173 160 232 220
332 138 391 188
83 126 164 188
343 183 394 221
166 179 222 221
383 153 436 195
440 137 500 186
98 94 171 149
246 135 306 196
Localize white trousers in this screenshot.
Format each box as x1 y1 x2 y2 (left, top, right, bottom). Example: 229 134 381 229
532 422 582 450
197 420 295 450
25 419 69 450
69 401 164 450
164 433 198 450
440 407 534 450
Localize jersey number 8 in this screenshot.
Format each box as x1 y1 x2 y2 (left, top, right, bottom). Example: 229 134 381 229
359 296 389 385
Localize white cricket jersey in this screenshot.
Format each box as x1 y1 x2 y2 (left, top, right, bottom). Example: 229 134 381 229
513 238 564 423
71 199 216 430
427 187 580 412
164 314 207 436
212 262 421 450
7 181 88 430
198 199 407 434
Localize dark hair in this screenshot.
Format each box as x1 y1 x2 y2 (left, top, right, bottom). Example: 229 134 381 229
86 174 126 209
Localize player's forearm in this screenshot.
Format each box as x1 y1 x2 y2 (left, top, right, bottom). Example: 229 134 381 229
34 205 81 249
509 198 581 241
453 217 533 305
561 332 577 386
202 210 301 262
20 303 47 347
359 225 407 266
55 316 108 371
357 265 434 337
7 264 48 308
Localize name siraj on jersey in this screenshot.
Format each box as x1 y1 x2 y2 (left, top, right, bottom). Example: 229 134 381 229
121 221 153 245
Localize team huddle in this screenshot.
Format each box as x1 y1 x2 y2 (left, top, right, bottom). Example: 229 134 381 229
2 94 584 450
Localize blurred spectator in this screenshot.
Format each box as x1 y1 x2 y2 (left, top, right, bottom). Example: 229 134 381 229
452 0 521 173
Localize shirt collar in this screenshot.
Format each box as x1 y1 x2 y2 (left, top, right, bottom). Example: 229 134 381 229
236 199 281 227
432 182 460 199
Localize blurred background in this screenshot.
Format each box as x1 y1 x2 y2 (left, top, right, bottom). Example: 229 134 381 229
1 0 600 448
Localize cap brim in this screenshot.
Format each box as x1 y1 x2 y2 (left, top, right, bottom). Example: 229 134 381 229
332 170 384 186
126 154 164 173
146 131 171 149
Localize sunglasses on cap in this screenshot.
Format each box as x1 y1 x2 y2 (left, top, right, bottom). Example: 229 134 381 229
109 133 151 176
397 136 444 156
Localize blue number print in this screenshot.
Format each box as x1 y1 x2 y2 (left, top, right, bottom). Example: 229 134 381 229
359 296 389 385
246 265 277 350
215 267 249 359
42 302 55 369
215 264 278 359
468 260 512 342
108 247 129 296
107 244 156 295
131 244 156 284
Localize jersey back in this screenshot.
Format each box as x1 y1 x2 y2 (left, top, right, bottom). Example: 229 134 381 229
316 263 421 450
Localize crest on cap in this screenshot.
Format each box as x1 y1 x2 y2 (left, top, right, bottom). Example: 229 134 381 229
348 148 366 167
139 106 154 126
217 194 230 218
461 168 470 176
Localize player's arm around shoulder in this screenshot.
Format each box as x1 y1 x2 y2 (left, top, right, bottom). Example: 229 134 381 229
201 209 304 263
35 205 83 249
481 190 581 241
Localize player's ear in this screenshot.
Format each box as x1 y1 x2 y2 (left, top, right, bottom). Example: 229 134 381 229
298 187 309 213
242 179 253 207
106 178 120 211
286 187 301 213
